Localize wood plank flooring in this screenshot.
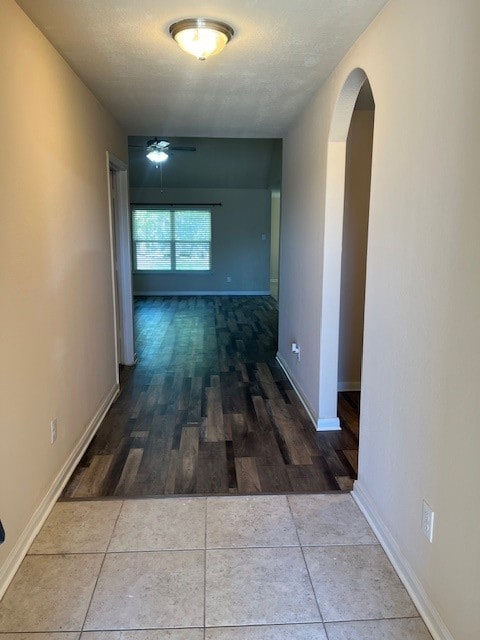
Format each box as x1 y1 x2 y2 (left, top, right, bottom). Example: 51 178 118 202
62 296 359 499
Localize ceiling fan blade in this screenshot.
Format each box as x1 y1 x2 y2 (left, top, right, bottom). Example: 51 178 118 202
169 146 197 152
128 142 196 153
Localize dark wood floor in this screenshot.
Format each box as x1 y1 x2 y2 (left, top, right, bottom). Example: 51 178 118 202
62 296 359 499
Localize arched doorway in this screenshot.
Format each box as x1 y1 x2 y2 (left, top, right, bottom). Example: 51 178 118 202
318 69 375 433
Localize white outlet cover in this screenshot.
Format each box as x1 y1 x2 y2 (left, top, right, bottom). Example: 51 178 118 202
50 418 57 444
422 500 434 543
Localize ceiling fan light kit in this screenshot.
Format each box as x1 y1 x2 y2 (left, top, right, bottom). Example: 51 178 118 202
146 138 170 163
140 138 197 164
146 149 168 163
169 18 234 60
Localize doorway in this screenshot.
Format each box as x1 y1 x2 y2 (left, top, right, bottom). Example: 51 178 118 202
338 82 374 392
107 153 135 370
318 69 375 431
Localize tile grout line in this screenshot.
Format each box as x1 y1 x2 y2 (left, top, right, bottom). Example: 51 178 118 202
285 494 327 633
79 551 108 634
79 499 125 634
323 615 428 624
324 621 333 640
0 617 427 635
203 496 208 638
105 499 126 554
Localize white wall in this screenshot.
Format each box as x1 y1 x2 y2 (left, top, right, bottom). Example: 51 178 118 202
279 1 480 638
0 0 127 586
130 188 271 294
338 111 373 389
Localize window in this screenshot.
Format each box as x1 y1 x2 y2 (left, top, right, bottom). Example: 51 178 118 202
132 209 211 271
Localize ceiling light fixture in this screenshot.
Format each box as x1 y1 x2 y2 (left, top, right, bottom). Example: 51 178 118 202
169 18 234 61
146 138 169 163
146 148 168 163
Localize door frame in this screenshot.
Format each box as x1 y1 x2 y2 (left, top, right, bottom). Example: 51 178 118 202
107 152 135 370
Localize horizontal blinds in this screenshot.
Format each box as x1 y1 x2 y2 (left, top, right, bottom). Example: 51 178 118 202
174 210 211 241
132 209 211 271
132 210 171 241
175 242 210 270
135 242 171 270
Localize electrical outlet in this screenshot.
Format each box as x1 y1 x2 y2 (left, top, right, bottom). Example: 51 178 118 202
50 418 57 444
422 499 434 543
226 276 232 283
291 342 301 361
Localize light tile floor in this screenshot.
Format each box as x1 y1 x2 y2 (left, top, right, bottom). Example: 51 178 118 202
0 494 433 639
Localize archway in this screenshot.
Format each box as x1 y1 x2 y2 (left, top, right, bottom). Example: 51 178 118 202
318 68 375 431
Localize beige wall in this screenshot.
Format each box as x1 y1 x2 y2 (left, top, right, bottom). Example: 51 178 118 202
338 111 373 389
0 0 126 576
279 0 480 638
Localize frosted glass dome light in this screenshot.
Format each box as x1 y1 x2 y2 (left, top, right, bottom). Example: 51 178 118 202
169 19 234 60
146 149 168 163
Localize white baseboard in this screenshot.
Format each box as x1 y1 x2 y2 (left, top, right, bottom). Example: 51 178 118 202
317 416 341 430
133 290 271 296
276 353 318 430
275 353 329 431
352 482 454 640
276 353 341 432
338 380 361 392
0 382 119 601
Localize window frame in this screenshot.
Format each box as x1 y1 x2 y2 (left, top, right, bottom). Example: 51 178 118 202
131 206 212 274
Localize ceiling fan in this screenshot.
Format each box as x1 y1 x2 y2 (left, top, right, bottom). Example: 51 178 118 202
129 137 196 163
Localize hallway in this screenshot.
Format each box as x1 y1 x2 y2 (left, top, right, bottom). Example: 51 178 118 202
4 2 479 638
63 296 358 499
0 297 433 640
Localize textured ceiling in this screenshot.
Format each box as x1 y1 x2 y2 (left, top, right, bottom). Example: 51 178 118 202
16 0 388 137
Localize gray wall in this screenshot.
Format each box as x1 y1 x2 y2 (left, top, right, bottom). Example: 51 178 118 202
130 188 271 294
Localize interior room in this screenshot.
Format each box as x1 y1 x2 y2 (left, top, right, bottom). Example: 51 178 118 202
128 136 281 296
1 1 479 639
